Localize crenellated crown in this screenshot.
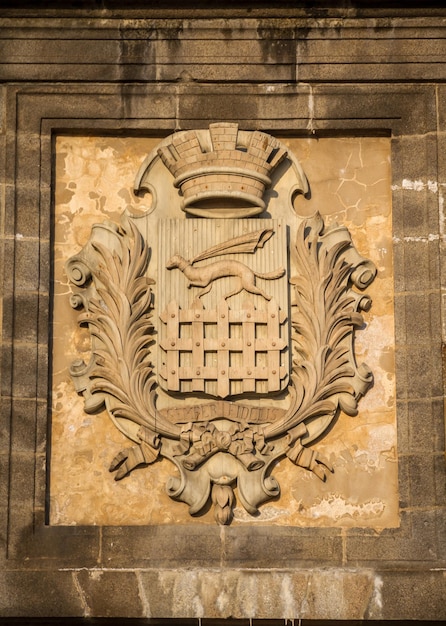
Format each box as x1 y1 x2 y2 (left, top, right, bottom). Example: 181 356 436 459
157 123 287 218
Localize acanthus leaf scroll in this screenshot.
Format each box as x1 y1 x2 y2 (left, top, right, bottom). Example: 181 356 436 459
65 124 376 524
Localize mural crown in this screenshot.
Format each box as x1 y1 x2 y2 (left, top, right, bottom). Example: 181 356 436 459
157 122 287 217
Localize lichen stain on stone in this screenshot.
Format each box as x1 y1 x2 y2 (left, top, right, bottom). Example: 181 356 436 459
299 494 385 521
306 569 376 620
355 314 395 412
233 505 289 522
163 570 205 618
279 574 299 617
147 567 379 620
366 575 384 618
216 588 231 615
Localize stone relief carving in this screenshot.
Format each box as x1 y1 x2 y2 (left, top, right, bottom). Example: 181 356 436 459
66 123 376 524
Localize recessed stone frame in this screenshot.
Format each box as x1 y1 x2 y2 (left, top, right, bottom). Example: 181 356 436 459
51 133 396 528
1 83 445 617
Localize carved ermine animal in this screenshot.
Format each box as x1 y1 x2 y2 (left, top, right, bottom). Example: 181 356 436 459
166 254 285 301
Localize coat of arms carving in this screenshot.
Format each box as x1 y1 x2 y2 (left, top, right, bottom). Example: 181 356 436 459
66 123 376 524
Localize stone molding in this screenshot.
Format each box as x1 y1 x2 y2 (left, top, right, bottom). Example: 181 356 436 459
0 16 446 83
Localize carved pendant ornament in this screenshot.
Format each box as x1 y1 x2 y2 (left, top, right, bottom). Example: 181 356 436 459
66 124 376 524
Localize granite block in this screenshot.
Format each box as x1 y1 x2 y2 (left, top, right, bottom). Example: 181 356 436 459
14 238 40 291
11 344 38 399
380 570 446 620
0 570 84 617
75 570 143 618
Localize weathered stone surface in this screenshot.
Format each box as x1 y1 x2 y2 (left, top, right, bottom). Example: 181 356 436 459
2 183 16 236
138 568 378 620
1 16 446 85
0 7 445 621
0 570 85 617
11 344 38 399
346 510 438 565
7 452 39 515
379 570 446 620
384 240 439 294
434 452 446 505
298 29 446 83
13 184 43 238
397 454 410 510
404 292 441 345
313 85 437 135
7 522 101 565
102 525 222 568
406 344 443 399
75 570 144 618
407 454 437 508
8 398 41 452
7 292 39 344
13 238 40 291
408 398 445 454
0 453 8 503
223 527 343 567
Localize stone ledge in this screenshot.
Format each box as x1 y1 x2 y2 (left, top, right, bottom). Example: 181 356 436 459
1 567 445 620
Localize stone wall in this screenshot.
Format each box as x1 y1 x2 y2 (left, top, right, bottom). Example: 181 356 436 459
0 3 445 622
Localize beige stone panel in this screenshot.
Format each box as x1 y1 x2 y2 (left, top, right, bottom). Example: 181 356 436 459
51 135 396 527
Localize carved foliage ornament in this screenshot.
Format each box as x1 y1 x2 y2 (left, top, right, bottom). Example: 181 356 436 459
66 124 376 524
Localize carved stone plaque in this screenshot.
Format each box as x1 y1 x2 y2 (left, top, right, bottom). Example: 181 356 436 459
57 126 393 525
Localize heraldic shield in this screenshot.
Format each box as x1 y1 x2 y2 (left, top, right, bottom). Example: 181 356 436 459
66 124 376 524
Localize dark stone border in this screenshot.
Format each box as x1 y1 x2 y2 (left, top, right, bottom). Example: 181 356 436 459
0 80 445 616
